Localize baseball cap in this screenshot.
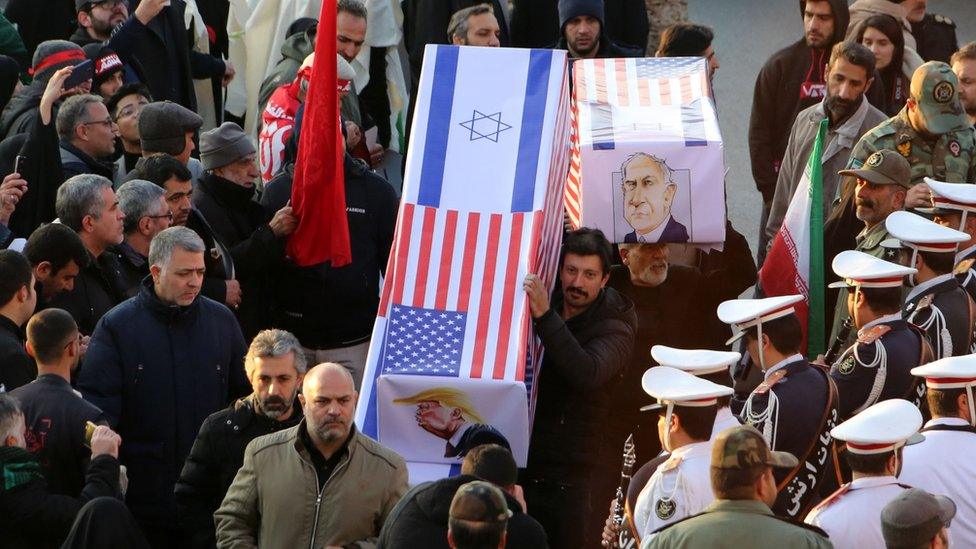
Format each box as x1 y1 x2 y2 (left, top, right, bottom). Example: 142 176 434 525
837 149 911 189
711 425 797 470
881 488 955 549
449 481 513 523
910 61 968 135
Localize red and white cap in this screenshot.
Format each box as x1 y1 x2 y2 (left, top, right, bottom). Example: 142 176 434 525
925 177 976 215
830 399 924 455
639 366 733 411
717 294 803 345
912 355 976 389
651 345 740 376
881 210 968 253
828 250 916 289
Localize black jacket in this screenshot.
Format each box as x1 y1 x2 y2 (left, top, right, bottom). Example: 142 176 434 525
748 0 850 202
261 156 398 349
0 313 34 392
1 106 65 238
59 140 117 182
9 374 107 497
376 474 548 549
523 287 637 483
78 278 248 529
174 394 303 548
48 250 127 336
192 172 284 339
68 26 100 48
112 241 149 298
3 0 75 61
0 446 120 549
0 79 44 139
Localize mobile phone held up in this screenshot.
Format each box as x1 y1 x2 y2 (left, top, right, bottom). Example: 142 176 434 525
63 60 94 90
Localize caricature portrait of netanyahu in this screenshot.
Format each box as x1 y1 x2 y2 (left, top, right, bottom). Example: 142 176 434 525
621 153 689 243
393 387 510 458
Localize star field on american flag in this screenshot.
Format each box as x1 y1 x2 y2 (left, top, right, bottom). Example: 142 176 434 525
382 305 467 376
634 57 703 79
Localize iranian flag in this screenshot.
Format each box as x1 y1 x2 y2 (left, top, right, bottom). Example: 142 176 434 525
759 118 828 358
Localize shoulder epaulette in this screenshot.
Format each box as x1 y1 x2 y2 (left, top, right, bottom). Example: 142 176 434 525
810 483 851 513
772 515 830 537
649 510 707 534
858 324 892 344
955 259 975 276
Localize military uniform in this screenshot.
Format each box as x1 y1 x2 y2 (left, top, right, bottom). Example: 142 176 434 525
903 273 976 358
912 13 959 65
632 441 712 540
922 179 976 303
956 245 976 300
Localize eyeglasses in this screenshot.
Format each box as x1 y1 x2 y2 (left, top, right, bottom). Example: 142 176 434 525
82 118 117 129
146 211 174 222
117 101 148 120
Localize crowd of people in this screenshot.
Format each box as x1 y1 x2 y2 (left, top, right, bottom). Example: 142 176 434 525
0 0 974 548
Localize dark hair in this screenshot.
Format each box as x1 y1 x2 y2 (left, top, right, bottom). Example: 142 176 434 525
700 370 733 408
664 404 717 442
828 41 877 77
448 518 506 549
129 154 192 188
928 387 965 417
951 42 976 66
743 313 803 355
711 465 766 500
23 223 91 273
845 448 896 475
561 228 613 275
105 83 153 120
656 23 714 57
26 308 78 364
448 4 495 42
918 250 956 275
0 250 33 306
461 444 517 487
858 286 903 314
855 15 904 75
337 0 367 20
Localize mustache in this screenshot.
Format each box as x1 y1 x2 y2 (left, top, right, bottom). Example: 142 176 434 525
566 286 588 298
856 198 875 209
261 395 288 410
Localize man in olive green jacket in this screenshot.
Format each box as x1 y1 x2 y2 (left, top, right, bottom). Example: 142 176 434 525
214 363 408 549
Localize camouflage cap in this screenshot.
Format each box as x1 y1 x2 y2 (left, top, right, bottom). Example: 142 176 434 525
838 149 911 189
450 481 513 523
910 61 968 135
711 425 798 470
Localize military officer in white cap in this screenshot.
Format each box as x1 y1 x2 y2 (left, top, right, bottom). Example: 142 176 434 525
900 355 976 548
827 250 932 419
630 366 731 542
716 296 839 519
924 177 976 301
650 346 742 438
805 399 924 548
882 210 974 359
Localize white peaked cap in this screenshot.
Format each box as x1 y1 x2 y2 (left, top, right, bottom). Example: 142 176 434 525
716 294 803 344
828 250 916 289
830 399 924 454
639 366 734 412
651 345 741 376
881 210 968 252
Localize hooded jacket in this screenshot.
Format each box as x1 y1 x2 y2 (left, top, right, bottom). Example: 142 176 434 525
257 29 315 116
748 0 850 203
553 0 643 59
376 474 548 549
846 0 924 78
0 79 46 139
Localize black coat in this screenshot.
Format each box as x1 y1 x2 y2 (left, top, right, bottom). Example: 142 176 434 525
3 0 75 61
0 106 65 238
78 279 248 529
523 287 637 483
0 446 120 549
112 241 149 298
9 374 107 497
0 314 34 392
376 474 548 549
174 394 303 549
48 250 127 336
261 156 398 349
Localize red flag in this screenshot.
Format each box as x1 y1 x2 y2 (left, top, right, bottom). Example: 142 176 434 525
286 0 351 267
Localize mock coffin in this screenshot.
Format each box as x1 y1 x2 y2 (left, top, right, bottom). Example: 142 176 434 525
566 57 726 244
355 45 570 480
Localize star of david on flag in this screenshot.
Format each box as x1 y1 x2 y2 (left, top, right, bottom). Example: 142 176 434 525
459 110 512 142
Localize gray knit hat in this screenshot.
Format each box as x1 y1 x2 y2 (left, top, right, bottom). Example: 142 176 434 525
139 101 203 155
30 40 86 82
200 122 256 171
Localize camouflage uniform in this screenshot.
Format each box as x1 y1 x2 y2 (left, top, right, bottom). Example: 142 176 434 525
645 0 688 55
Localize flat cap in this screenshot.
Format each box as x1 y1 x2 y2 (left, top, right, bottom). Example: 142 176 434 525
139 101 203 156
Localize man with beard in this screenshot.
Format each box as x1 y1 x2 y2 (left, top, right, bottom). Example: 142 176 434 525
765 42 885 245
750 0 850 261
215 363 408 547
9 309 106 498
555 0 642 60
72 0 129 47
176 329 307 549
951 43 976 127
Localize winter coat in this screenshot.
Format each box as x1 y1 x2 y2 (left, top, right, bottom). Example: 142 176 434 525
0 80 45 139
9 374 107 498
112 241 149 298
174 394 304 549
59 140 118 184
523 287 637 483
257 28 315 116
3 0 75 62
0 108 65 238
0 446 120 549
748 0 850 203
215 423 408 548
0 314 34 392
48 250 127 336
261 155 398 349
78 278 249 530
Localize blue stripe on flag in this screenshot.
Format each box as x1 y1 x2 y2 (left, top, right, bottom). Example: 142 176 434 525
417 46 460 207
682 99 707 147
511 49 552 212
591 103 615 150
362 320 389 438
449 463 462 477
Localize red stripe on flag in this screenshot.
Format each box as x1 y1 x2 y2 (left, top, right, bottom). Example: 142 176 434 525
680 75 693 103
470 214 502 379
434 210 459 310
376 203 406 317
411 206 437 307
517 212 544 381
492 213 525 379
456 212 481 313
594 59 608 103
391 203 415 307
659 78 671 106
615 58 629 106
639 78 651 106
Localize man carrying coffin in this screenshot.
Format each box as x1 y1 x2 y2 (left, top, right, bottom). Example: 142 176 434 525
881 211 974 359
717 295 838 519
827 250 931 419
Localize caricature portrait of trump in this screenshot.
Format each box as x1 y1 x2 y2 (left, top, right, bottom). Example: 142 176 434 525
393 387 510 458
621 153 689 243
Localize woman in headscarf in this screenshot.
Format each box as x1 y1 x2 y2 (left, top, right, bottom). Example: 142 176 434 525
857 14 909 117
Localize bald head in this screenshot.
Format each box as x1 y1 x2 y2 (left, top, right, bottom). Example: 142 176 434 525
300 363 358 449
303 362 355 395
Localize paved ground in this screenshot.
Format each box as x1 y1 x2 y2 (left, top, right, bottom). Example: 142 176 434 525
688 0 976 255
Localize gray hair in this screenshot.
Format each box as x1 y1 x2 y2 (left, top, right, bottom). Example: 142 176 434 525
148 226 205 268
448 4 494 42
56 174 114 232
337 0 367 20
56 94 105 141
245 329 308 378
118 180 166 235
620 152 675 185
0 394 22 442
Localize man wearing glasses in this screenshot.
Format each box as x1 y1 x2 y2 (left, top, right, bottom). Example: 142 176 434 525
106 83 152 177
115 179 172 296
57 94 120 185
72 0 129 47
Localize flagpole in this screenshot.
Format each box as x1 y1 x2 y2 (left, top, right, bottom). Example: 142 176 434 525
806 118 829 359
